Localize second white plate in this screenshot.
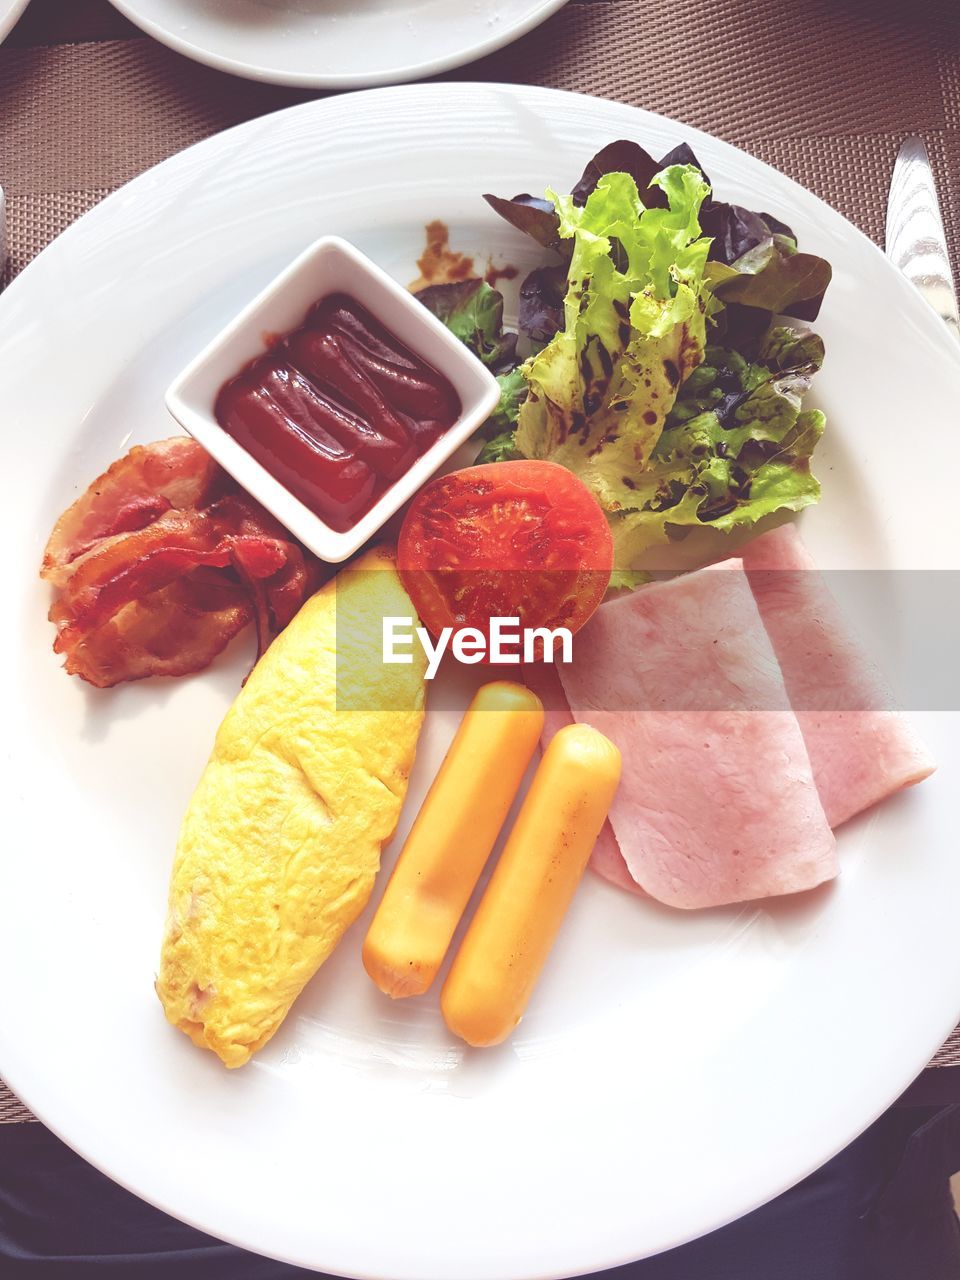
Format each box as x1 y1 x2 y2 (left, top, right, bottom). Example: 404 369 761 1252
108 0 569 87
0 0 30 45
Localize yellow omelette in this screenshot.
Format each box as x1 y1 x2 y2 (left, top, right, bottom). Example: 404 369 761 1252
156 545 427 1067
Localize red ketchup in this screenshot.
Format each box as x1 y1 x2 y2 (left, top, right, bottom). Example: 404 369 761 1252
215 293 462 533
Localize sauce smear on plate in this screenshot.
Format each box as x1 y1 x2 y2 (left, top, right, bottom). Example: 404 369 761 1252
215 293 461 533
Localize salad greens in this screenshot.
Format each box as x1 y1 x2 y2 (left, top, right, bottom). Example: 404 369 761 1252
414 139 832 571
480 137 831 332
413 279 517 371
608 327 825 564
414 281 525 449
705 237 831 322
515 167 713 514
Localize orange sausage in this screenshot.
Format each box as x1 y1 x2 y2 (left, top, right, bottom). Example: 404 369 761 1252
362 681 544 998
441 723 621 1047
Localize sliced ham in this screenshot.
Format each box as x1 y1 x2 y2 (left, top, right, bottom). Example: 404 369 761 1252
741 525 935 827
555 562 838 909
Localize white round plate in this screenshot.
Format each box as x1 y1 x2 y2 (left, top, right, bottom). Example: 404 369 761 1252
107 0 569 87
1 85 959 1279
0 0 29 44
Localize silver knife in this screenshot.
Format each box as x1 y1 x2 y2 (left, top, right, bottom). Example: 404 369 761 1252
886 136 960 343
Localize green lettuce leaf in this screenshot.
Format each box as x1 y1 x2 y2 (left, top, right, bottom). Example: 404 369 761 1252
488 368 527 434
413 279 518 371
609 325 825 564
607 567 651 592
515 166 713 513
476 430 523 464
413 279 527 450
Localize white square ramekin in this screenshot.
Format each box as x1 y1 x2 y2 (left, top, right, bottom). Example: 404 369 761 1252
165 235 501 563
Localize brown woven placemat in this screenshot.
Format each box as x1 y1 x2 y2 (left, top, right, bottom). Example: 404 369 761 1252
2 0 959 1123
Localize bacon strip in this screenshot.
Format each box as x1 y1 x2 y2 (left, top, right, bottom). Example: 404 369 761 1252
42 438 221 580
42 438 322 687
58 580 253 687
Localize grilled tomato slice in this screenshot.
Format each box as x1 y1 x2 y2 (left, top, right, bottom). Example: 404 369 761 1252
397 460 613 641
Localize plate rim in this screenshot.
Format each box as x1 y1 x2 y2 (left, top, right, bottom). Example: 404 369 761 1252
2 82 960 1277
105 0 571 88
